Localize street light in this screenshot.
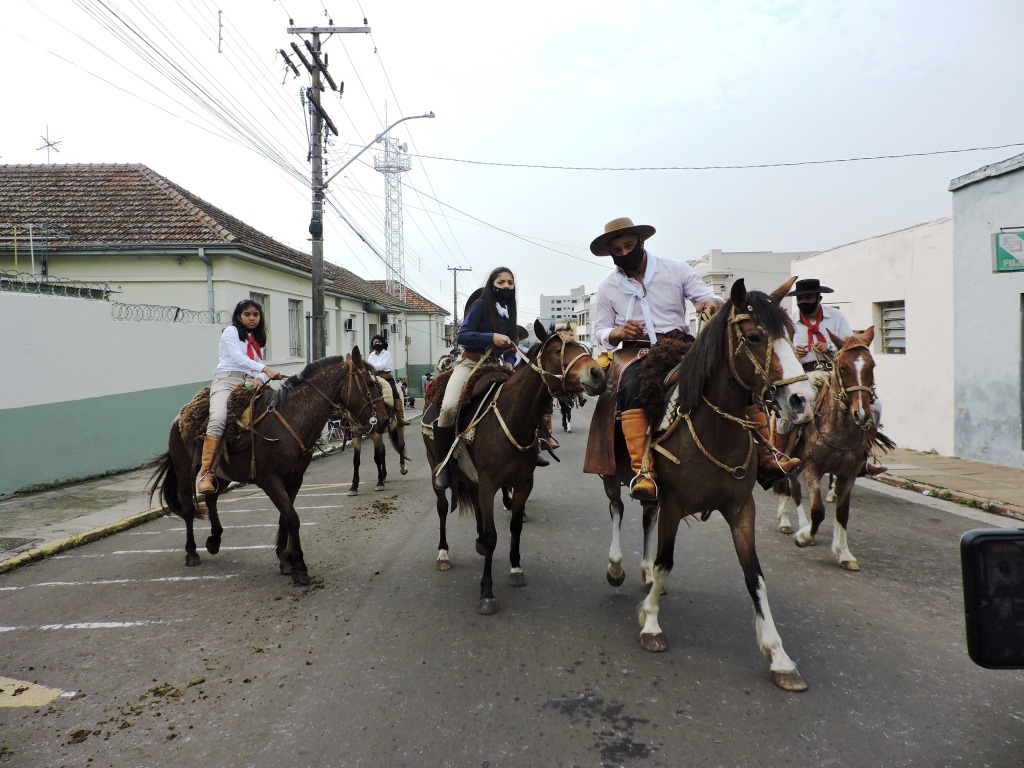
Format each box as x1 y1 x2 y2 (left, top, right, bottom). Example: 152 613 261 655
323 111 435 189
309 111 434 360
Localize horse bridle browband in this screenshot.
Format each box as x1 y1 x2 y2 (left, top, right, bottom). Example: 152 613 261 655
523 333 591 398
727 306 808 410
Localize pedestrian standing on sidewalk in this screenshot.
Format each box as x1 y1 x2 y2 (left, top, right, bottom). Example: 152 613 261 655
198 299 283 493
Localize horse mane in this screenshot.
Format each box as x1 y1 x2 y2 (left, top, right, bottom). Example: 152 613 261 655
675 290 794 414
273 355 351 408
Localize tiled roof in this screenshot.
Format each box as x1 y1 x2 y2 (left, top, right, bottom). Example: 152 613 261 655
367 280 448 314
0 163 402 306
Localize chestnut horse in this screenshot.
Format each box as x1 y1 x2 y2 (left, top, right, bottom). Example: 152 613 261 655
775 327 888 570
347 376 409 495
424 320 606 614
147 350 388 586
613 278 816 691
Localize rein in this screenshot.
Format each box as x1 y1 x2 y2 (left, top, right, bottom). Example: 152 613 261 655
653 304 803 477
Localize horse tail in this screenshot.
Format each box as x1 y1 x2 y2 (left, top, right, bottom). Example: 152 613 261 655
146 452 181 515
456 482 477 518
388 425 408 461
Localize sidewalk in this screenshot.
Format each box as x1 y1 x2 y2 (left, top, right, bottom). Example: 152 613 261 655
0 404 423 574
1 434 1021 574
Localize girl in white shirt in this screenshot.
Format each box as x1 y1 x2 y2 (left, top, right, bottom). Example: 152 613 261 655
367 334 409 425
198 299 282 493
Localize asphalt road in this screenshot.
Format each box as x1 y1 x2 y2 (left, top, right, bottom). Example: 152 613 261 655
1 408 1022 768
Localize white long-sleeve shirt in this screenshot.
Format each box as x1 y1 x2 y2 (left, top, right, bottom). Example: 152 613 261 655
213 327 269 382
367 348 393 373
593 250 714 349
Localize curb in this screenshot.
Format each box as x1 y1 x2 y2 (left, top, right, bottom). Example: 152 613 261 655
871 474 1024 523
0 433 396 576
0 506 170 575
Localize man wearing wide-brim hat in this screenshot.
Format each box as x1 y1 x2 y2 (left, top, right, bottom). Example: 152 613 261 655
586 216 724 501
787 278 852 371
786 277 886 475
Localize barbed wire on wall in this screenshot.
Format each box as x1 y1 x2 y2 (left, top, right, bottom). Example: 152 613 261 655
110 302 230 325
0 269 113 300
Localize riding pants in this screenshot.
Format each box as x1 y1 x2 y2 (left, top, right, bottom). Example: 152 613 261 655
437 357 477 428
206 370 249 437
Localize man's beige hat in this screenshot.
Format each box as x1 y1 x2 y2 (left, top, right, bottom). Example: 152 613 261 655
589 217 656 256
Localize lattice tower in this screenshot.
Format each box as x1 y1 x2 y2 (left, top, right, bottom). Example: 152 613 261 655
373 136 412 304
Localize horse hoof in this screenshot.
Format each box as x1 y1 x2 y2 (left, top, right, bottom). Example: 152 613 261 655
185 553 201 567
640 632 668 653
607 565 625 587
348 489 359 497
205 537 220 555
794 537 815 549
779 525 793 535
374 484 385 492
436 559 451 571
400 466 409 476
841 559 861 571
292 570 311 587
509 571 526 587
772 669 809 692
477 598 498 615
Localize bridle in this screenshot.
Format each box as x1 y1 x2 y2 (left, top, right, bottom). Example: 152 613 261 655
726 304 808 411
295 360 385 437
825 341 877 431
521 332 592 398
654 303 807 480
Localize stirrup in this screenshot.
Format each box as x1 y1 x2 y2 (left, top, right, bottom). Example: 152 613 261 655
628 472 658 501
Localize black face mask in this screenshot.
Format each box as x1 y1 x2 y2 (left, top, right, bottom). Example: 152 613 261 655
493 287 515 306
372 343 383 350
612 242 644 273
797 301 820 316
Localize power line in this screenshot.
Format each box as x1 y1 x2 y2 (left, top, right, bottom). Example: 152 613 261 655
411 141 1024 172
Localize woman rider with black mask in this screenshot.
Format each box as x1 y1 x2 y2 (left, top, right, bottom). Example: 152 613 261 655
432 266 519 490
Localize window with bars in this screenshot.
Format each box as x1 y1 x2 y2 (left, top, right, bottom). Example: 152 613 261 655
878 300 906 354
288 298 303 357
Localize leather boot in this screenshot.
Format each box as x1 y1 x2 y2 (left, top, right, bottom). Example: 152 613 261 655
432 425 456 490
536 447 550 467
860 428 887 476
540 412 559 450
619 409 657 501
197 435 222 494
746 405 801 489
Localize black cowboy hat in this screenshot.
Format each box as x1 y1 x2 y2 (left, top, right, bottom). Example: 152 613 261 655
788 278 835 297
516 325 530 341
464 287 485 318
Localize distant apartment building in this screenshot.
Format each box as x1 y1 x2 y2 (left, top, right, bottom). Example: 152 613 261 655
540 285 587 326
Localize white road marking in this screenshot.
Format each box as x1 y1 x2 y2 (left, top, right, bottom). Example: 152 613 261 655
0 575 239 591
55 545 274 558
127 523 318 535
0 620 170 632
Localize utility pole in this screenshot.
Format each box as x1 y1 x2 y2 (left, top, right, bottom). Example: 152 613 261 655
447 266 471 347
286 22 369 360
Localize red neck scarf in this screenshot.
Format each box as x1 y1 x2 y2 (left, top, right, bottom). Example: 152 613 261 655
799 306 826 347
246 333 263 361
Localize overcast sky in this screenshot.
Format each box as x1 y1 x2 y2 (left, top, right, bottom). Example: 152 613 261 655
2 0 1023 324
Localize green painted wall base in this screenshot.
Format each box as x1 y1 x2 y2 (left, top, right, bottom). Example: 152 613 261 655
0 382 207 498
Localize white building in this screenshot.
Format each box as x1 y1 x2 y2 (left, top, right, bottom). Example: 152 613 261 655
540 285 587 326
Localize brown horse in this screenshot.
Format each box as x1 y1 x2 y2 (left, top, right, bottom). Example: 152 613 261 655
347 375 409 495
424 320 606 614
147 350 388 586
774 327 888 570
614 278 816 691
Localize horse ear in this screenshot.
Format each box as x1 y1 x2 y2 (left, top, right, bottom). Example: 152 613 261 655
534 318 548 342
770 276 798 304
729 278 747 306
351 346 362 365
828 329 845 347
861 325 875 344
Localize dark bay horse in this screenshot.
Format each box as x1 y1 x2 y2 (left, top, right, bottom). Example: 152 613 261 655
347 375 409 495
617 278 816 691
147 350 388 586
775 327 888 570
424 320 606 614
